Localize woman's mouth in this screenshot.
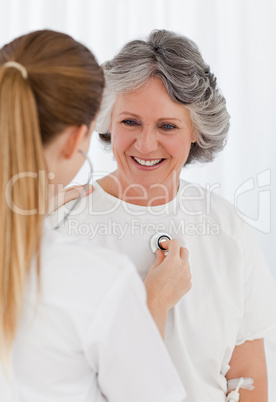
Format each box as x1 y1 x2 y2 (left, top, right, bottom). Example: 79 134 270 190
131 156 166 170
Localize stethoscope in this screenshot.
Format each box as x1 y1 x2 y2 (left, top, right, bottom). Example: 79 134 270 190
54 152 173 254
149 232 172 254
54 149 93 230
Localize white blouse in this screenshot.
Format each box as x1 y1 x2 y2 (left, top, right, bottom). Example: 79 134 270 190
50 179 276 401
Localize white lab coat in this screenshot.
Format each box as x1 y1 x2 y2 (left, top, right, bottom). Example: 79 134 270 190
2 220 186 402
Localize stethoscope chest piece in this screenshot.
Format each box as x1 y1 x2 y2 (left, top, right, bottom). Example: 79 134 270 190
149 232 172 254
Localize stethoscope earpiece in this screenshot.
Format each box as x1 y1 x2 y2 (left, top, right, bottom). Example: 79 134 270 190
150 232 172 254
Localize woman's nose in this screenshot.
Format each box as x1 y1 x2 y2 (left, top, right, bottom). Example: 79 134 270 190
134 126 158 154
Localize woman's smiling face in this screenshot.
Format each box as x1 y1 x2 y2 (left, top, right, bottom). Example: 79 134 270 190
110 77 196 194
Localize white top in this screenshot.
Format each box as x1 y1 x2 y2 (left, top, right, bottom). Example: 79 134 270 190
50 179 276 402
4 221 186 402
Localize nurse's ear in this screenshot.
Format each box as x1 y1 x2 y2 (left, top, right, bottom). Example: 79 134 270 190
62 124 89 160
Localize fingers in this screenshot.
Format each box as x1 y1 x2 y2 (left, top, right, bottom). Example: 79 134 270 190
151 249 166 270
180 247 192 289
63 187 81 204
145 237 192 313
83 184 93 197
49 184 94 213
63 184 93 204
156 239 189 264
162 241 191 289
180 246 189 261
160 239 180 257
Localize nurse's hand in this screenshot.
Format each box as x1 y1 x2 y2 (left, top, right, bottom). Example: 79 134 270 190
48 184 93 214
144 239 191 338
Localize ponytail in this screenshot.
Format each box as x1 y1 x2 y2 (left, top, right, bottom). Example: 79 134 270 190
0 65 47 361
0 29 104 364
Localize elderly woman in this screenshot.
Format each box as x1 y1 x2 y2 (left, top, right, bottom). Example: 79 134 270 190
53 30 276 401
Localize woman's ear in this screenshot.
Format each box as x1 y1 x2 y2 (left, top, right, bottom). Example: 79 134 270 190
63 124 88 159
191 130 197 144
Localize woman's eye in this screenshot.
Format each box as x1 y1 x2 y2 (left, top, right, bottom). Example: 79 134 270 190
122 119 138 126
160 123 177 131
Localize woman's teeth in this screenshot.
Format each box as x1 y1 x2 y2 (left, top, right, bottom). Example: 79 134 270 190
133 157 162 166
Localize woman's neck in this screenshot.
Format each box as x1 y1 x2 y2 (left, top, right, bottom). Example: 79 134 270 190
97 171 180 206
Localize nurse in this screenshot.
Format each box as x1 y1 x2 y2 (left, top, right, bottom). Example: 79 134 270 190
0 29 189 402
55 29 276 401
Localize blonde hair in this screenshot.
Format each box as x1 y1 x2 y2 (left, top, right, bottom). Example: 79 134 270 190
0 30 104 361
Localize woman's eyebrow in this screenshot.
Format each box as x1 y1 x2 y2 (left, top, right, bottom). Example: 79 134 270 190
118 112 182 123
119 112 141 118
157 118 182 122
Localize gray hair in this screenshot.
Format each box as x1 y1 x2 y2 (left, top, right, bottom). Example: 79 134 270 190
96 29 230 164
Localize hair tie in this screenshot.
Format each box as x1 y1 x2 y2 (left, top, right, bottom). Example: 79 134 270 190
2 61 28 79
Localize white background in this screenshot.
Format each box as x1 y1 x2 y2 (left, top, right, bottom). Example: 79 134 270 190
1 0 275 398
